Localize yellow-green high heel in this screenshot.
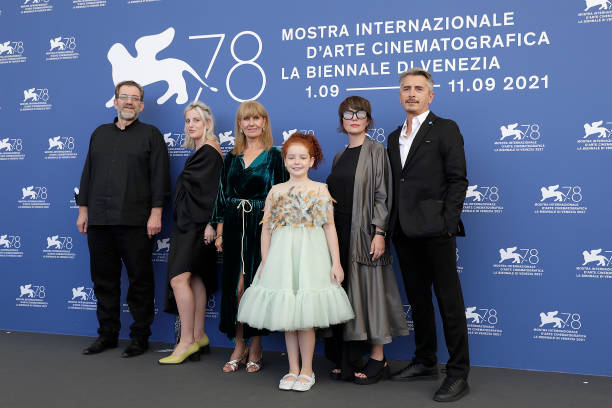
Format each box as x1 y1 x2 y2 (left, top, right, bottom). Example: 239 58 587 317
197 334 210 354
158 343 200 365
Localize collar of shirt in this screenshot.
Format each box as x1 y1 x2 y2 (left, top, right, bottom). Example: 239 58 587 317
113 117 140 131
399 110 430 143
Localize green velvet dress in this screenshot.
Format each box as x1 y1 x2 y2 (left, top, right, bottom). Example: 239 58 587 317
212 147 288 340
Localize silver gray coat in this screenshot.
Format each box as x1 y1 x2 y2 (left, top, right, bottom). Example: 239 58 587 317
332 136 393 266
331 137 409 344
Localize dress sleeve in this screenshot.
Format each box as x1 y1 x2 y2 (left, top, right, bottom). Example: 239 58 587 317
320 184 335 226
181 147 223 226
271 147 289 185
371 145 392 231
211 153 231 224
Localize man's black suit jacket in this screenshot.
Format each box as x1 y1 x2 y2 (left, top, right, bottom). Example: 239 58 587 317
387 112 468 238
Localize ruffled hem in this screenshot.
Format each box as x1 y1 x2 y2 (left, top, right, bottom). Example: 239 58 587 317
237 285 355 331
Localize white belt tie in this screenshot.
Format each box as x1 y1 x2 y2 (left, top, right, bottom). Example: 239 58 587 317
236 199 253 275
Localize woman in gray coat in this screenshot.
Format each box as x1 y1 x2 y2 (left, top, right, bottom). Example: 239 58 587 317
325 96 409 385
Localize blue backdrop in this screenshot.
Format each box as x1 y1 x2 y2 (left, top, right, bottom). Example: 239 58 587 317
1 0 611 376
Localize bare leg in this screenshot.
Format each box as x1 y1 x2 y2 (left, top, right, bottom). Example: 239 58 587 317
222 273 248 372
233 271 263 373
355 344 385 379
247 335 263 372
285 331 300 375
297 329 315 381
191 275 207 342
170 272 195 356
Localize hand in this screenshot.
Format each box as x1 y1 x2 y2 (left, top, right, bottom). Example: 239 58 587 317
215 235 223 252
146 212 162 238
331 263 344 287
76 207 88 234
370 234 385 261
203 224 216 244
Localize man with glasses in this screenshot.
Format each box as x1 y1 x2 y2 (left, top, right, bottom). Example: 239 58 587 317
76 80 170 358
387 68 470 402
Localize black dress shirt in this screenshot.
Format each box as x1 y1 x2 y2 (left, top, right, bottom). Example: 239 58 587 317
77 118 171 226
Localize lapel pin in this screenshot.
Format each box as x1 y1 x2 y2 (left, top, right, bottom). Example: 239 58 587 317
428 121 433 125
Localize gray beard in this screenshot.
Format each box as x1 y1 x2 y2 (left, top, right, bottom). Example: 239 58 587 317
118 109 138 122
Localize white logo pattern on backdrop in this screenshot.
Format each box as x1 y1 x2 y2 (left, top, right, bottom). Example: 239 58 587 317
43 235 75 259
583 121 610 138
0 41 15 55
534 184 587 214
49 37 65 51
0 138 13 151
105 27 217 107
533 309 586 342
578 0 612 23
584 0 611 11
219 130 235 154
578 120 612 151
16 283 48 308
465 306 502 336
156 238 170 252
577 248 612 279
499 123 524 140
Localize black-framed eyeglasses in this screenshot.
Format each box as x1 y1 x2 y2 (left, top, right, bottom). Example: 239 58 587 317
343 110 368 120
117 94 141 102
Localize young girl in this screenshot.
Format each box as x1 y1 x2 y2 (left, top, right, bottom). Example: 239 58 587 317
237 133 354 391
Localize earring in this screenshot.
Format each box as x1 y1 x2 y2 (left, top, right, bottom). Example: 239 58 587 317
240 128 244 134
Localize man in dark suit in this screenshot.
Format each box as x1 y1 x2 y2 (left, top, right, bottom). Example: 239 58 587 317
387 68 470 402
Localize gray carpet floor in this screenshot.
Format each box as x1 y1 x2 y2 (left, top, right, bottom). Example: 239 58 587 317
1 331 610 408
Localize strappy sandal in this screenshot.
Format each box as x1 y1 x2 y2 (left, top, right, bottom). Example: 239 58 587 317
222 347 248 373
329 368 342 380
246 357 263 373
353 357 390 385
246 349 263 373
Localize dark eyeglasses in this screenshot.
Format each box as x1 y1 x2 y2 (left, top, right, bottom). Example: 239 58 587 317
342 110 368 120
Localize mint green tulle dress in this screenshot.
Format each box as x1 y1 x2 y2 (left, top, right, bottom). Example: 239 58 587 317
237 183 354 331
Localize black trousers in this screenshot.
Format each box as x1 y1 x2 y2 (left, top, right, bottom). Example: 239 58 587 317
393 231 470 379
87 226 155 341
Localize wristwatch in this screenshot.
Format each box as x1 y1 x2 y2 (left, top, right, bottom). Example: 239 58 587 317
375 231 386 237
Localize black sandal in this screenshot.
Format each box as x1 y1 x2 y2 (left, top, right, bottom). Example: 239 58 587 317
329 367 342 380
353 357 390 385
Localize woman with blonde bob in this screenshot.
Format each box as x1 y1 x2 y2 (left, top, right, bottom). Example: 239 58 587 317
160 101 223 364
212 100 287 373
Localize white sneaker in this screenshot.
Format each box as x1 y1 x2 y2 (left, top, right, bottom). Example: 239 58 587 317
292 373 315 392
279 373 298 391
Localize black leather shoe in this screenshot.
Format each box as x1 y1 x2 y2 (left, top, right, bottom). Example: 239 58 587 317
121 339 149 358
390 360 439 381
82 337 118 355
433 376 469 402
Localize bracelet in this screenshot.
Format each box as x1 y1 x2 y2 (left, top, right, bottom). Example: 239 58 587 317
374 231 386 237
215 234 223 239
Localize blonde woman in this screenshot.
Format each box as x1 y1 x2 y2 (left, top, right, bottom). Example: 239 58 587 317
212 101 288 373
160 101 223 364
